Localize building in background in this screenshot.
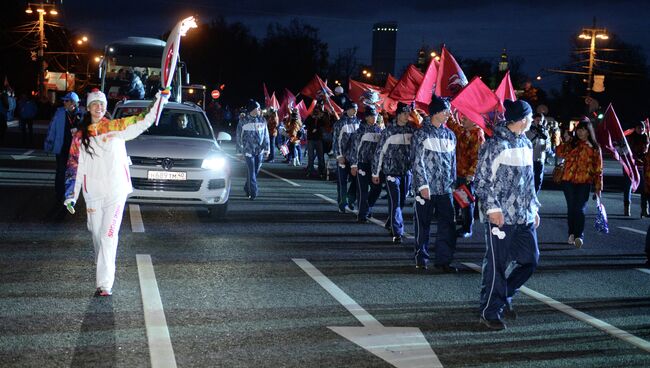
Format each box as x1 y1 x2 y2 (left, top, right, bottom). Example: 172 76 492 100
371 22 398 83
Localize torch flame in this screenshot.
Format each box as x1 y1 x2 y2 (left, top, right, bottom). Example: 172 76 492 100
180 16 198 37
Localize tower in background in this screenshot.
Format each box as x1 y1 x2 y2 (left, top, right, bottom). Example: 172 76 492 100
371 22 397 83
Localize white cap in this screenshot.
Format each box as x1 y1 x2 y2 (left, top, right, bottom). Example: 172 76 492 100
86 88 107 107
334 86 344 94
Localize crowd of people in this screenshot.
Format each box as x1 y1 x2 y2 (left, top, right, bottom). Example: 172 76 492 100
233 85 650 331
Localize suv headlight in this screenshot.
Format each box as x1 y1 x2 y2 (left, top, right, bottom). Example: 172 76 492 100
202 157 227 171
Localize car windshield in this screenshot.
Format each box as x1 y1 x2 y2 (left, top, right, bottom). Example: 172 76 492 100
115 107 214 139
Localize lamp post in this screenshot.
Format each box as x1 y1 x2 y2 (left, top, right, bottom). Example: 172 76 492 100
578 20 608 95
25 2 58 97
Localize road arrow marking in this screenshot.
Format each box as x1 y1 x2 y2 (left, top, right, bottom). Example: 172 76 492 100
293 258 442 368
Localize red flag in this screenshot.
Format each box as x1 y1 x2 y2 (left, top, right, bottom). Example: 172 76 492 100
415 58 440 106
388 65 424 102
263 83 271 107
383 74 398 93
269 92 280 111
348 78 382 107
295 99 317 120
435 47 468 98
450 77 501 137
623 128 635 137
495 71 516 104
278 89 297 120
596 104 640 191
300 74 332 99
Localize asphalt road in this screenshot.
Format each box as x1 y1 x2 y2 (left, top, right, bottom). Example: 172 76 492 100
1 143 650 368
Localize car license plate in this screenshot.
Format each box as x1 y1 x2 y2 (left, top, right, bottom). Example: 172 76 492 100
147 171 187 180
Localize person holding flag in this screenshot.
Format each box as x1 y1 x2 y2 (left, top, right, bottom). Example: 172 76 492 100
372 102 415 244
237 99 270 199
474 99 540 330
63 88 171 296
333 101 361 212
446 112 485 238
555 118 603 248
350 106 383 223
411 95 458 271
623 121 649 217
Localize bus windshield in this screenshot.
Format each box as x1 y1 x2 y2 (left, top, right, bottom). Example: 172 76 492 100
101 37 177 106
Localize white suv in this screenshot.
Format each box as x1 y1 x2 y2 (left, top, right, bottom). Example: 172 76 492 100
113 100 231 218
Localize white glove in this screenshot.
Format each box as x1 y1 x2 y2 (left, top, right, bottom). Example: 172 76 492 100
63 199 76 215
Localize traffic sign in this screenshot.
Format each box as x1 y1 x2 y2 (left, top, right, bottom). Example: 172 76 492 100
211 90 221 99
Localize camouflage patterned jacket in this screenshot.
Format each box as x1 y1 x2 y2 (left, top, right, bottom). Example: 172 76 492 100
236 114 270 155
350 123 382 167
333 114 361 162
411 119 456 195
372 123 414 177
475 125 540 225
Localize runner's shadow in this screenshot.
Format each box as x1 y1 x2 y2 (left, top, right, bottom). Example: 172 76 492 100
70 294 116 367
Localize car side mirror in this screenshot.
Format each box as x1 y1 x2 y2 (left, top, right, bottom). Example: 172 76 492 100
216 132 232 142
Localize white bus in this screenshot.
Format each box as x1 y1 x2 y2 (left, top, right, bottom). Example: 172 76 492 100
99 37 184 108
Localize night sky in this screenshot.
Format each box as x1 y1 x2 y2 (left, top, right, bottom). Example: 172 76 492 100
61 0 650 90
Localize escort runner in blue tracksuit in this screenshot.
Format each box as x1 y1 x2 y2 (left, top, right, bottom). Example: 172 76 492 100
474 99 541 331
411 95 458 272
372 102 415 244
333 101 361 212
350 106 383 223
236 99 270 200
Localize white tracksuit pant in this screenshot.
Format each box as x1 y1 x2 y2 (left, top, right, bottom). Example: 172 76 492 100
85 195 126 290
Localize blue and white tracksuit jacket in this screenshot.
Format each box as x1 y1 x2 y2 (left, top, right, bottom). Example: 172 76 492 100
474 124 540 321
350 123 383 219
333 115 361 162
411 120 457 266
236 114 270 198
236 114 270 156
350 123 382 168
372 123 414 237
372 124 414 178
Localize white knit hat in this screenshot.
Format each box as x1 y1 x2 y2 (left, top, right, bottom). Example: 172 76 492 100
86 88 107 107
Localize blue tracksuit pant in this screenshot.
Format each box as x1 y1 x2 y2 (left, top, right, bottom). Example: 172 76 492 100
480 222 539 321
414 193 457 267
244 153 263 199
337 162 357 211
356 162 382 220
385 172 411 237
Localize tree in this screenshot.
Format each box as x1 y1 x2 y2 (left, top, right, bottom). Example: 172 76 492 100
328 47 360 86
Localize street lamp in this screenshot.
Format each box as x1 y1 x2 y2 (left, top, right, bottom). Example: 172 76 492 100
26 2 58 97
578 21 608 95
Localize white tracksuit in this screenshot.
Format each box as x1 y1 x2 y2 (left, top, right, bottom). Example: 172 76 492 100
65 94 167 291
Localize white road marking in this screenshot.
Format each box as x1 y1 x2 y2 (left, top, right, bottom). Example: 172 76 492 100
225 153 301 187
619 226 646 235
293 258 381 327
462 262 650 353
136 254 177 368
24 149 34 156
314 193 414 239
129 204 145 233
293 258 442 368
635 268 650 275
259 167 301 187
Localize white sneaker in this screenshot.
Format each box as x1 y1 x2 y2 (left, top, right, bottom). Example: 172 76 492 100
568 234 575 245
574 237 583 249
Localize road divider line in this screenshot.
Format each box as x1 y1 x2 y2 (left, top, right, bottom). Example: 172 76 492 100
313 193 414 239
461 262 650 353
129 204 145 233
226 153 301 187
619 226 646 235
635 268 650 275
24 149 34 156
136 254 177 368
